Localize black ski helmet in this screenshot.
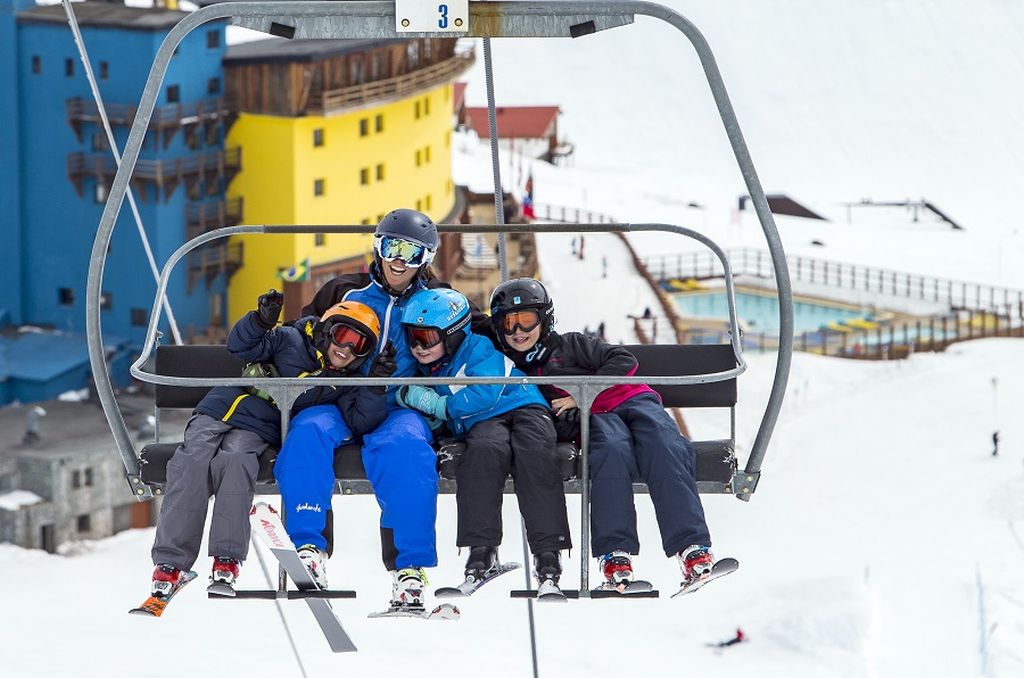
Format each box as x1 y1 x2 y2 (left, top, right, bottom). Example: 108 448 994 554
375 208 439 251
489 278 555 346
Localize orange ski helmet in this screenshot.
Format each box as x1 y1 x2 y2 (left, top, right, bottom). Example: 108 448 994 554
315 301 381 369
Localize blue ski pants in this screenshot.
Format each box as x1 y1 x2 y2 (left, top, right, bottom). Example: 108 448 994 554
274 405 438 569
589 393 711 558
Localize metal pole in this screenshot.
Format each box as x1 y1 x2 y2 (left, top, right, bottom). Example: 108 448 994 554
252 535 310 678
483 37 509 282
61 0 183 345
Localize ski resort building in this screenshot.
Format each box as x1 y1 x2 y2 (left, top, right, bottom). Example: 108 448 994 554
222 37 474 320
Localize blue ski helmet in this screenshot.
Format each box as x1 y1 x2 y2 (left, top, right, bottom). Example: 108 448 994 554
401 288 472 359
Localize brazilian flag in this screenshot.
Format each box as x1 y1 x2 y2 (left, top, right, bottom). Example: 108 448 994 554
279 258 310 283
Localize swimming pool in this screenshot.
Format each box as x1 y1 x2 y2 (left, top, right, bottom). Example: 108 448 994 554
673 290 863 333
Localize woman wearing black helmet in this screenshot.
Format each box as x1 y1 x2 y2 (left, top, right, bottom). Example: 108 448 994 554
287 209 486 608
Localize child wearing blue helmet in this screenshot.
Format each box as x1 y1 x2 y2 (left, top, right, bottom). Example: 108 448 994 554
397 287 571 596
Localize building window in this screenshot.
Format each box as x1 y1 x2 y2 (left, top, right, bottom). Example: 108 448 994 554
84 468 94 487
207 30 220 49
77 514 91 533
130 308 148 327
424 96 430 116
375 114 384 133
360 218 371 226
415 150 421 167
425 194 432 211
72 470 82 489
99 61 109 81
314 233 326 247
371 52 385 79
65 58 74 77
425 145 431 163
406 40 419 69
31 55 40 74
207 77 220 95
375 163 385 181
359 118 369 137
100 291 112 310
415 199 422 211
350 58 366 85
166 85 180 104
58 288 75 306
377 213 385 223
94 181 108 204
414 101 421 120
314 178 325 196
313 128 324 147
359 168 370 186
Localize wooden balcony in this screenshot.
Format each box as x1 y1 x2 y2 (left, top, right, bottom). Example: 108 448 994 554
188 241 244 293
307 50 475 116
68 148 242 202
185 197 244 239
66 97 235 149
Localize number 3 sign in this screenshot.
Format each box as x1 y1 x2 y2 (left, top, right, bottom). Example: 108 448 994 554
396 0 469 33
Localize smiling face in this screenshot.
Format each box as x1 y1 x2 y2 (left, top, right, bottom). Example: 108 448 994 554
381 258 418 292
411 341 446 364
505 324 542 353
326 342 358 370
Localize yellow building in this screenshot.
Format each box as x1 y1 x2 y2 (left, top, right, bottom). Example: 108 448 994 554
223 38 473 320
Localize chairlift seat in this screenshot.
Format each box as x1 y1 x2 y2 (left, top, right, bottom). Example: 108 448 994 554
139 343 739 494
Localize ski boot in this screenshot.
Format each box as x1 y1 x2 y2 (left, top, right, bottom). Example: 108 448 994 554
151 563 181 598
533 551 564 601
297 544 328 589
677 544 714 586
599 550 634 587
464 546 498 583
211 556 239 584
391 567 429 608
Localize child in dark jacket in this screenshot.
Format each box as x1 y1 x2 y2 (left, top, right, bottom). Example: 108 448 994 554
148 291 391 596
490 278 717 591
396 287 571 597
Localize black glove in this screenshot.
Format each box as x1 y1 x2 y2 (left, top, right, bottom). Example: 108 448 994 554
255 289 284 330
554 407 581 442
367 340 397 392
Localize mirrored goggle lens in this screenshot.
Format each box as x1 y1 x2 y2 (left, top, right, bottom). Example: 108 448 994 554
329 324 373 356
407 326 443 349
501 310 542 335
377 236 428 267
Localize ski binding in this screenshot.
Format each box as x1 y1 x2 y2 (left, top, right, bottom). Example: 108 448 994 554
129 570 198 617
672 557 739 598
435 562 521 598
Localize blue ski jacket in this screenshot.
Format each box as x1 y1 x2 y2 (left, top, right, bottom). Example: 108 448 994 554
193 311 387 445
415 331 549 437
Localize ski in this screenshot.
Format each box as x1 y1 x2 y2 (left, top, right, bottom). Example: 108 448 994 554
129 570 198 617
250 502 357 653
672 557 739 598
368 603 460 620
435 562 521 598
590 579 657 597
206 581 236 597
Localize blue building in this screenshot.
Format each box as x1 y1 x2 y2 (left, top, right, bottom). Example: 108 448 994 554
0 1 239 402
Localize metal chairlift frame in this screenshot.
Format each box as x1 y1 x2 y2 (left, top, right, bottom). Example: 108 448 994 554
86 1 793 599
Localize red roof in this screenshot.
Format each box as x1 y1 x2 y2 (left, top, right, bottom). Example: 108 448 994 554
464 106 560 139
452 82 468 113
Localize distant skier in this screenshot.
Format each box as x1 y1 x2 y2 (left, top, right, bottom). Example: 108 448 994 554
490 278 728 593
715 628 746 648
992 430 1000 457
601 255 608 278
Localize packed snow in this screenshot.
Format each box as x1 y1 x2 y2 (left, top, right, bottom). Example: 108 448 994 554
4 1 1024 676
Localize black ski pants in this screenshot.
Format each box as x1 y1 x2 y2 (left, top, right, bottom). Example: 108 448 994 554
456 406 571 554
589 393 710 558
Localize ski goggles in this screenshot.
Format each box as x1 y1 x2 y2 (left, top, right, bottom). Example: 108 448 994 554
326 323 374 356
500 309 543 335
406 326 444 350
375 235 433 268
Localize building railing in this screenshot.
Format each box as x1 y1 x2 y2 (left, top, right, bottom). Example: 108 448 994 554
66 96 232 131
532 202 616 224
645 247 1024 321
185 198 244 238
306 50 475 115
68 147 242 183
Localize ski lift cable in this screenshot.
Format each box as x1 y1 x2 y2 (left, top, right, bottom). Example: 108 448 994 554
87 0 790 607
60 0 184 346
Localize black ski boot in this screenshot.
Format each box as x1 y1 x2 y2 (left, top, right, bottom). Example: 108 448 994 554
465 546 497 582
533 551 565 602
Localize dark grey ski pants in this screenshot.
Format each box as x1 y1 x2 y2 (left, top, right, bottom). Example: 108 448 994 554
151 414 268 570
456 406 571 554
589 393 711 558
